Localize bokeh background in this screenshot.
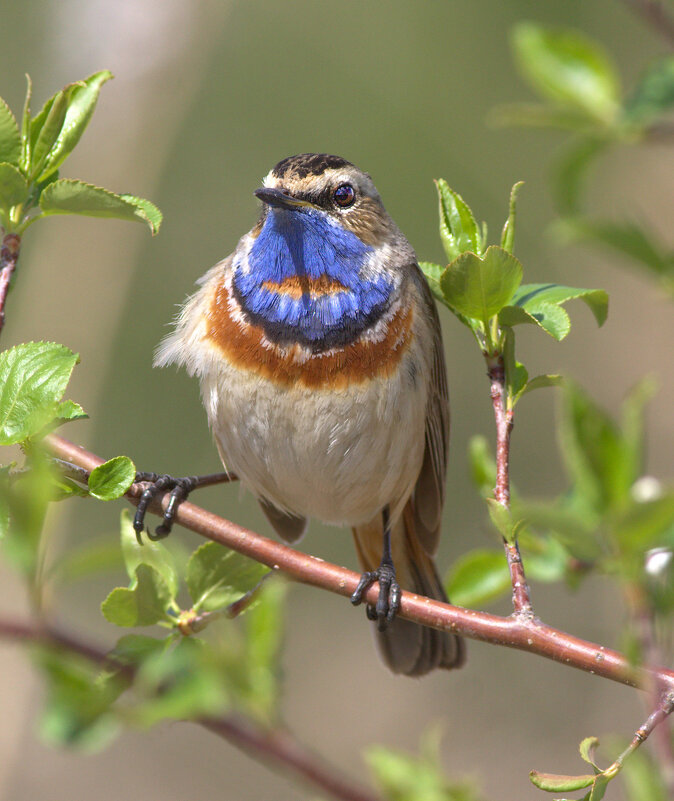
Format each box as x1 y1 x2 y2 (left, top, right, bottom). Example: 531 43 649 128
0 1 672 799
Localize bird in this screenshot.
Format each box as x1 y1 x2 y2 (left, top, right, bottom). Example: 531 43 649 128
155 153 465 676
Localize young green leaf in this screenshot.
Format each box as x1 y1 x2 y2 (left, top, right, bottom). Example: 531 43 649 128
502 326 528 407
468 435 496 498
486 498 515 541
529 770 595 792
553 137 607 216
30 89 69 179
512 22 620 124
0 342 79 445
579 736 601 769
418 261 446 303
40 70 113 180
523 374 563 396
446 549 510 607
54 399 87 424
39 179 162 234
440 246 523 325
0 163 29 211
186 540 270 613
88 456 136 501
0 97 21 167
500 180 524 254
119 509 178 598
19 75 32 172
101 564 174 627
435 179 482 260
489 101 604 132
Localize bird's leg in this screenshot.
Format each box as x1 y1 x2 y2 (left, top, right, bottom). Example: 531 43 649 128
350 505 401 631
132 471 236 544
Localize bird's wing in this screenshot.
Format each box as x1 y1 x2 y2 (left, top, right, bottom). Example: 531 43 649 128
411 263 450 556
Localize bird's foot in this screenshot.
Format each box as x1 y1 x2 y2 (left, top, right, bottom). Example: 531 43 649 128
132 473 201 544
350 562 401 631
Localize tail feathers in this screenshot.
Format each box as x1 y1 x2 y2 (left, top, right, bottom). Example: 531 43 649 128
352 504 465 676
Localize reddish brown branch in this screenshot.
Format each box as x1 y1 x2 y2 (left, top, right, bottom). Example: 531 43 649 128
45 434 674 694
0 617 381 801
486 355 533 616
0 232 21 335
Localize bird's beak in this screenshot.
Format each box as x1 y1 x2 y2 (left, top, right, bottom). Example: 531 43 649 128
254 187 312 210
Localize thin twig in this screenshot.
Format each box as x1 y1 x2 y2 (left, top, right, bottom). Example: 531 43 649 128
0 617 381 801
619 0 674 48
486 355 533 617
44 433 674 695
0 232 21 336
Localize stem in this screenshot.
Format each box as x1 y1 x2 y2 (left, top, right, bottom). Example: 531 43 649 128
0 617 381 801
0 232 21 336
45 433 674 695
486 354 533 617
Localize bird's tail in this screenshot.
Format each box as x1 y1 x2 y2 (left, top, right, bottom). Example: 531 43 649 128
352 502 465 676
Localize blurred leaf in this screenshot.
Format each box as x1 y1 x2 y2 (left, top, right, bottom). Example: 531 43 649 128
119 509 178 598
109 633 168 666
50 539 123 584
40 179 162 234
40 70 113 180
0 465 10 539
618 740 668 801
613 492 674 556
514 500 600 563
553 218 674 281
500 180 524 254
446 549 510 607
0 162 28 210
131 637 228 727
520 532 568 583
624 55 674 127
37 649 123 750
440 246 522 325
367 743 481 801
0 342 79 445
88 456 136 501
486 498 515 541
435 179 482 261
186 540 269 613
553 137 608 215
489 101 601 131
468 435 496 498
529 770 595 791
0 97 21 166
244 577 287 721
512 22 620 124
101 564 173 627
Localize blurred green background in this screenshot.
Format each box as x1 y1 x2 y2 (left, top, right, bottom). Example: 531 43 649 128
0 1 672 799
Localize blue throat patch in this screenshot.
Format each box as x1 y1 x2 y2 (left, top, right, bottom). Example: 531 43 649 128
233 207 395 351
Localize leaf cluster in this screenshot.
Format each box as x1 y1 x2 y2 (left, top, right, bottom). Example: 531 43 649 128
0 72 161 235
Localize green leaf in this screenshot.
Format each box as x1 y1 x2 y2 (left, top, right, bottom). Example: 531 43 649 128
624 55 674 127
523 374 563 396
108 633 168 666
440 246 523 325
0 342 79 445
500 181 524 254
589 774 610 801
50 539 124 584
30 89 69 179
446 549 510 607
101 564 173 627
186 540 270 613
499 300 571 340
88 456 136 501
503 326 528 408
119 509 178 598
19 75 32 172
620 743 668 801
486 498 515 541
489 101 606 132
613 492 674 555
514 500 600 563
512 22 620 124
435 179 482 261
40 70 113 180
54 399 87 425
39 179 162 234
0 97 21 166
0 162 29 210
529 770 595 792
579 736 600 768
418 261 446 303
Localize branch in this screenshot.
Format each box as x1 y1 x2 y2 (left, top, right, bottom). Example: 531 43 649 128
0 617 381 801
45 433 674 695
486 354 533 617
0 232 21 336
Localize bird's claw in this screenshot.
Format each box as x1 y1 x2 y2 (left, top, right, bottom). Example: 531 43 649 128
132 472 200 544
350 563 401 631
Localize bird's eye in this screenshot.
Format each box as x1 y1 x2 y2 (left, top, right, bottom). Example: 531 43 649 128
332 183 356 208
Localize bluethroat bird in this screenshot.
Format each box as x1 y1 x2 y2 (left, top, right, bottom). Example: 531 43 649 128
155 154 465 676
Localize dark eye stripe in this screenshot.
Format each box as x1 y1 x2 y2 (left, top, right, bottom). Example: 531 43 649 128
333 183 356 208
